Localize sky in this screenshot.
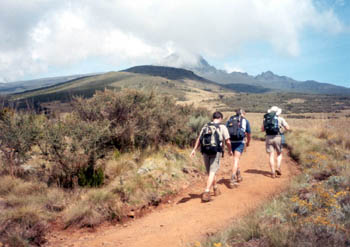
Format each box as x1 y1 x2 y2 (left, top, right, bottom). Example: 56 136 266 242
0 0 349 87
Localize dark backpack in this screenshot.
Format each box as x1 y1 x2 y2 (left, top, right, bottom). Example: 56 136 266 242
227 115 246 141
263 112 280 135
200 123 222 155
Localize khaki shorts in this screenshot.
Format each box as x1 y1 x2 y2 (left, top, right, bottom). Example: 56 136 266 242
203 152 221 174
266 135 282 154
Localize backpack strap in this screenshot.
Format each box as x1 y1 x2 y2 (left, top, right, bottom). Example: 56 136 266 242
240 117 247 132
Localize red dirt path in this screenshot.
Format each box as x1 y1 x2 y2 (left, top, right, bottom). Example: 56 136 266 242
45 140 298 247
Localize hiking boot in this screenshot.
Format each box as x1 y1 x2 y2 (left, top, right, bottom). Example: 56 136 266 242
202 192 211 202
228 178 238 189
276 169 282 176
213 186 221 196
236 170 243 182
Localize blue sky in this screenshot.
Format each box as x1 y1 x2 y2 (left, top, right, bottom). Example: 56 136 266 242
0 0 349 87
216 0 350 86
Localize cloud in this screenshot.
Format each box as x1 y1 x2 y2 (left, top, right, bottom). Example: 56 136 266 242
0 0 345 82
224 65 246 74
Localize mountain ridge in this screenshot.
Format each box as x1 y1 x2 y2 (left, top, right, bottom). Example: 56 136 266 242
159 53 350 95
2 54 349 96
0 73 100 94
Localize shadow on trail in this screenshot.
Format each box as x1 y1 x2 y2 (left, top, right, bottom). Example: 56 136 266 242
217 178 231 188
177 193 202 204
245 169 271 177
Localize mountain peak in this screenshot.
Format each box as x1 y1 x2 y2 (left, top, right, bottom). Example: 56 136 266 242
158 53 216 73
256 71 276 80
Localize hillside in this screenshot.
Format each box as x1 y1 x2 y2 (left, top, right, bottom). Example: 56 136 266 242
8 65 350 114
0 74 98 94
9 66 235 111
123 65 212 83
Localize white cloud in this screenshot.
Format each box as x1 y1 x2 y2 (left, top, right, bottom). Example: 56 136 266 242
0 0 345 82
224 65 246 74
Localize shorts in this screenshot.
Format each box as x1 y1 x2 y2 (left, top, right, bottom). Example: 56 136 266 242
203 152 221 174
266 135 282 154
231 142 245 153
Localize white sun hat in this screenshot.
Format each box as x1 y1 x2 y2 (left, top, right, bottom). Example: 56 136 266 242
268 106 282 115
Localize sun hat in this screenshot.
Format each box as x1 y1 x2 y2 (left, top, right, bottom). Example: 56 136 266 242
268 106 282 115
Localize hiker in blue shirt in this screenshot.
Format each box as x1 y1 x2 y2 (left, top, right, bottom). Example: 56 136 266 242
226 109 251 188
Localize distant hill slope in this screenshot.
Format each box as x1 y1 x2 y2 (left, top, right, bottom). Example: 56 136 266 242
0 74 99 94
123 65 272 94
224 83 271 94
9 66 237 111
160 53 350 95
123 65 212 83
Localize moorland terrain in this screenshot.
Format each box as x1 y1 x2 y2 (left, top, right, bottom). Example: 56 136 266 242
1 65 350 247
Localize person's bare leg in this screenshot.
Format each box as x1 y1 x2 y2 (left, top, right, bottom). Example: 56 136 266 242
212 175 217 188
206 171 216 191
269 151 275 177
232 151 241 178
276 152 283 175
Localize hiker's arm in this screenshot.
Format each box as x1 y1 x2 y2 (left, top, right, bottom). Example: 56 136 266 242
190 136 201 157
284 122 290 131
261 125 265 132
225 139 233 156
282 118 290 131
246 133 251 147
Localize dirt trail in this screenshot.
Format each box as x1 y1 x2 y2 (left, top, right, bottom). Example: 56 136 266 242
45 140 298 247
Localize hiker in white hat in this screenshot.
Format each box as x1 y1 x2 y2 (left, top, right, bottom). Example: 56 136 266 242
261 106 290 178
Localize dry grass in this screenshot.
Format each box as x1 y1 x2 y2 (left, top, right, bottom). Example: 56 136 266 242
62 145 203 229
0 145 203 246
178 85 235 111
0 177 56 246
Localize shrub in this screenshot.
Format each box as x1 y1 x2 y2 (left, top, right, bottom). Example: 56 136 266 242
0 206 47 247
0 109 44 176
40 115 112 188
72 89 209 150
63 189 123 228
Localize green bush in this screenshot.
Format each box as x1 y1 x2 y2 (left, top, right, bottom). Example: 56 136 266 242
40 115 112 188
78 166 104 187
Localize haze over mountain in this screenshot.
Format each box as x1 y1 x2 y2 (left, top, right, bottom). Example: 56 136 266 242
159 53 350 95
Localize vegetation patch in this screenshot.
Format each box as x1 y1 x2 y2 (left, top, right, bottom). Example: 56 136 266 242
215 92 350 113
0 89 209 246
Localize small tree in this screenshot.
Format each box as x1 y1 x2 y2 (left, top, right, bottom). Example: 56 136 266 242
40 115 112 188
0 109 43 176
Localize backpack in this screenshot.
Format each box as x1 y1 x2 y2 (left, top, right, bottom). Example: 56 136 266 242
200 123 223 155
263 112 280 135
227 115 246 141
